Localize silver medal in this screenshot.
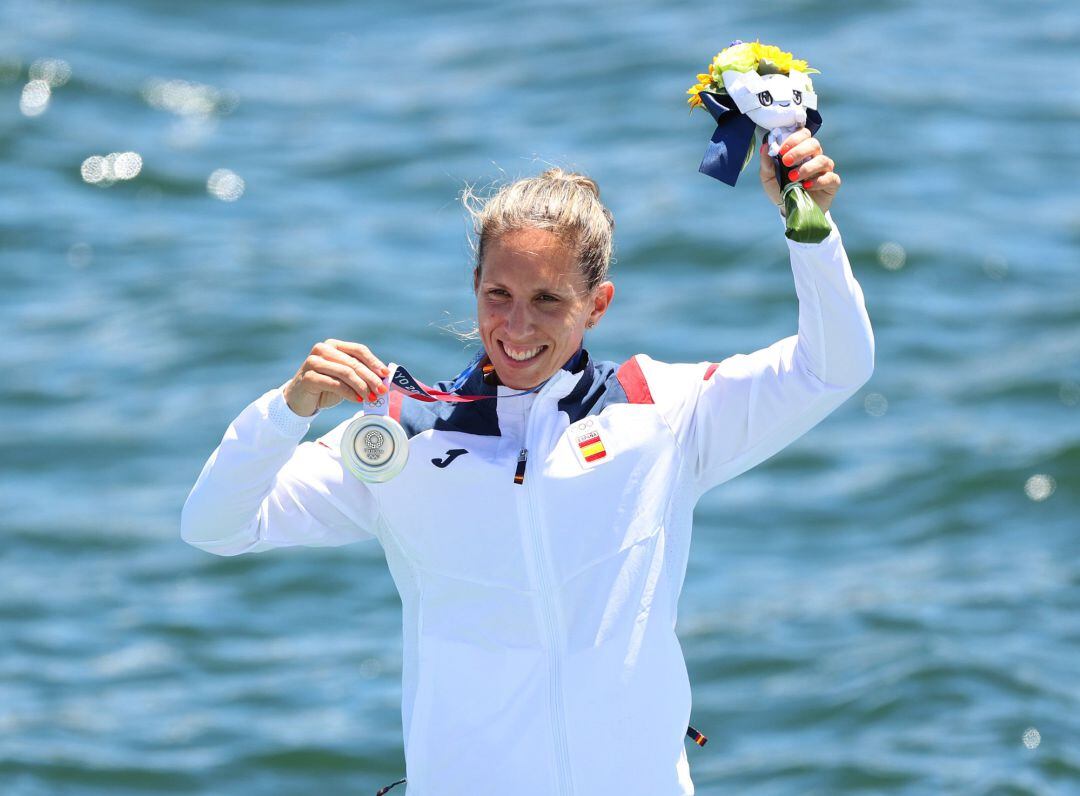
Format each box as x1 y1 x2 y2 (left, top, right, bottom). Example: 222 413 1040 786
340 363 409 483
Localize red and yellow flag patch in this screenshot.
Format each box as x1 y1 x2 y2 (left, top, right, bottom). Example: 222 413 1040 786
576 431 607 463
568 419 611 470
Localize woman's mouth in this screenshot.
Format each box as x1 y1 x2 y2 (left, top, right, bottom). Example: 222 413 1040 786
499 341 547 363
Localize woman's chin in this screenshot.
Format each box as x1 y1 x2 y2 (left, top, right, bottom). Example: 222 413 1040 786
494 355 554 390
496 366 545 390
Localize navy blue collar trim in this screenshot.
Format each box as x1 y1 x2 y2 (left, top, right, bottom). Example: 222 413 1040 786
395 346 601 440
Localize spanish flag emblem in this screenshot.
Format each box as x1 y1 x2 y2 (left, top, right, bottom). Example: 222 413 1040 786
576 431 607 463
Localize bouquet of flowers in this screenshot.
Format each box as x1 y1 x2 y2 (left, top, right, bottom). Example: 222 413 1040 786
687 40 831 244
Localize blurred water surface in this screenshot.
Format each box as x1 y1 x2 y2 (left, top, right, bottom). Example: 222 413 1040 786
1 0 1078 793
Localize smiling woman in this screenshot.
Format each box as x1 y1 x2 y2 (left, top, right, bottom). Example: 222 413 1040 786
181 154 874 796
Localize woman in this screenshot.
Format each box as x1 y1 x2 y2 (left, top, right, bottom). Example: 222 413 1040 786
181 129 874 795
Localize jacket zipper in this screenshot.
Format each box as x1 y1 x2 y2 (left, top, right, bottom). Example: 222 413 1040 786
514 448 528 485
516 388 574 795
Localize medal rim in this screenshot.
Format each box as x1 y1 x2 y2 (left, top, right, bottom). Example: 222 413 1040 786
340 414 409 483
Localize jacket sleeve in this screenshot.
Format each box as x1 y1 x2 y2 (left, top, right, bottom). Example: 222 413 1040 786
180 382 383 556
637 214 875 496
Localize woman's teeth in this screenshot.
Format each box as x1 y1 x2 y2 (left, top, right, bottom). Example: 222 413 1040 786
502 342 546 362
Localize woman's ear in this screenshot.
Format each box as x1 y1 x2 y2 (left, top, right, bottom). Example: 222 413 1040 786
588 281 615 326
472 265 481 293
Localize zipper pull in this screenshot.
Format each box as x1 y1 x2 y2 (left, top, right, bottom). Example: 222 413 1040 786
513 448 528 485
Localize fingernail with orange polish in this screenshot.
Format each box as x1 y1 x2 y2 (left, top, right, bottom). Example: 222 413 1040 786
782 154 794 166
803 180 813 189
788 169 799 181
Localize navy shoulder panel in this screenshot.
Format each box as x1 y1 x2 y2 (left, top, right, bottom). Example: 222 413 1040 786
556 357 630 425
395 395 501 439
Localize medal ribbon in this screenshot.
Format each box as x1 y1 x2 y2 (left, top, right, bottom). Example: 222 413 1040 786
383 350 542 405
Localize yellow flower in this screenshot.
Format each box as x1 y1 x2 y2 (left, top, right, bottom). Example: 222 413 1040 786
752 41 820 75
686 79 711 110
686 63 720 111
752 42 791 71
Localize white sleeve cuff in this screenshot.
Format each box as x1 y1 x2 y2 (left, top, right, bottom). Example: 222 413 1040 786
267 383 318 437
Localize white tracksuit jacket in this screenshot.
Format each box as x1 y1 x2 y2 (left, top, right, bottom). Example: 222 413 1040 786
181 216 874 795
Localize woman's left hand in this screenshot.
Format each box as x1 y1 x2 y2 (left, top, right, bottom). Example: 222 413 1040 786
758 128 840 213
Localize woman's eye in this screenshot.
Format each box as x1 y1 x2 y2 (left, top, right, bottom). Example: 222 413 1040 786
792 90 802 105
757 90 773 107
537 294 558 303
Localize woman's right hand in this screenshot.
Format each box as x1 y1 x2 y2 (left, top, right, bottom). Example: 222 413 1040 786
283 340 391 417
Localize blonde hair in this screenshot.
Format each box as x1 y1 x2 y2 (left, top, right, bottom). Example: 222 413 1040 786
461 167 615 292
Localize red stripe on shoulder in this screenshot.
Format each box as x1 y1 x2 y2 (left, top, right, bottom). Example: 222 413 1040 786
703 362 719 381
616 356 655 404
388 390 404 422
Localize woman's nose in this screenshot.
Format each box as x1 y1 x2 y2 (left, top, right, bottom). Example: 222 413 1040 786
505 301 534 335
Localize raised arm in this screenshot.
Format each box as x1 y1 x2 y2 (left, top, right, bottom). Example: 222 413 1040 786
633 215 873 497
695 215 873 490
638 131 873 495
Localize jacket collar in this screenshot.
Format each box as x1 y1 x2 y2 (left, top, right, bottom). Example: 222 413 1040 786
404 345 600 440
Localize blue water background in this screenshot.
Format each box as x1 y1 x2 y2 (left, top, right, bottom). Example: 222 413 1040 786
2 0 1078 793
